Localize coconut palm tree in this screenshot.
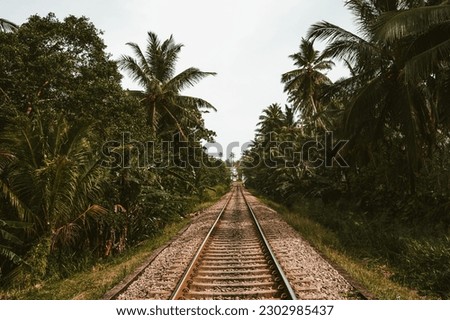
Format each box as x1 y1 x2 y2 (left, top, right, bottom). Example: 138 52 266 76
307 0 450 193
119 32 216 139
373 2 450 83
257 103 285 136
281 38 335 132
373 3 450 124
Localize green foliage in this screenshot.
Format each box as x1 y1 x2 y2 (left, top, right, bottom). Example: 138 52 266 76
255 194 421 299
308 0 450 193
278 196 450 298
1 219 189 299
0 112 109 285
0 13 125 136
396 238 450 298
17 236 52 286
0 12 227 290
119 31 216 139
244 1 450 298
281 38 335 132
0 219 28 266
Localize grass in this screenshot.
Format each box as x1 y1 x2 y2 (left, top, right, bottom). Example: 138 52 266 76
255 195 423 300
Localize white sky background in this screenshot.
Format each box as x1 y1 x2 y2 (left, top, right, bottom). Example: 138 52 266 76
6 0 356 159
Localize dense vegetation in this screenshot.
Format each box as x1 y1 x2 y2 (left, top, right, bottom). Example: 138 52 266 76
242 0 450 298
0 13 229 289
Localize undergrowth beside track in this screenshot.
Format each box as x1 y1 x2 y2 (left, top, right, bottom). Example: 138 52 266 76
252 193 447 300
0 189 228 300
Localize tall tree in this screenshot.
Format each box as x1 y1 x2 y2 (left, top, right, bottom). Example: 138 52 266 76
308 0 450 193
0 13 125 134
257 103 285 135
119 32 216 138
281 38 334 132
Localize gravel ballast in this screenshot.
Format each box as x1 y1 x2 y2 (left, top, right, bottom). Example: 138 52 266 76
113 189 355 300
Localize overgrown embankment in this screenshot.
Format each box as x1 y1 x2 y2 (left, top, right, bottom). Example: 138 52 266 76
253 192 449 299
0 187 228 299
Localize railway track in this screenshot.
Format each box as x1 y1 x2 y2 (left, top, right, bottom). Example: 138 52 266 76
170 186 296 300
109 185 360 300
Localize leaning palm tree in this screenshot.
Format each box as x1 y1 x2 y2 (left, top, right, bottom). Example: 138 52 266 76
372 3 450 124
119 32 216 138
307 0 450 193
281 38 335 132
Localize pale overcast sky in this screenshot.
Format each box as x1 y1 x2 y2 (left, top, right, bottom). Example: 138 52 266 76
5 0 356 158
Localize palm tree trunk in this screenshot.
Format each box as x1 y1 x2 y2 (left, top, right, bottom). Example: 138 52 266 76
309 95 327 131
150 101 157 136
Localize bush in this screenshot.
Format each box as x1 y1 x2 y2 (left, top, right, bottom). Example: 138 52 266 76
394 238 450 298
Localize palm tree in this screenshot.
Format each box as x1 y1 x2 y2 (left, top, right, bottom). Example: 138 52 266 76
373 3 450 83
307 0 450 193
119 32 216 138
281 38 335 132
257 103 285 136
373 3 450 125
0 113 107 280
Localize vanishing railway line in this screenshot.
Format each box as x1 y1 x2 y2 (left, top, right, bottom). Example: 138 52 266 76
107 184 359 300
170 186 296 300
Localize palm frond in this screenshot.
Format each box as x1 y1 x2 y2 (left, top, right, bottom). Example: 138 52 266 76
374 5 450 41
308 20 368 44
0 226 23 245
281 69 303 90
176 95 217 112
0 245 22 264
125 41 152 76
119 55 153 89
405 39 450 83
147 32 182 81
167 68 216 93
344 0 378 31
52 223 80 248
308 20 378 65
0 18 19 33
344 76 386 134
0 176 40 227
0 219 26 265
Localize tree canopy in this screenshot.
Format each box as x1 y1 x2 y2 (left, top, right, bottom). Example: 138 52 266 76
0 13 229 287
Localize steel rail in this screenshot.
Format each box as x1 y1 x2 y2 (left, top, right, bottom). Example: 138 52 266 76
239 187 297 300
170 185 296 300
169 186 236 299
